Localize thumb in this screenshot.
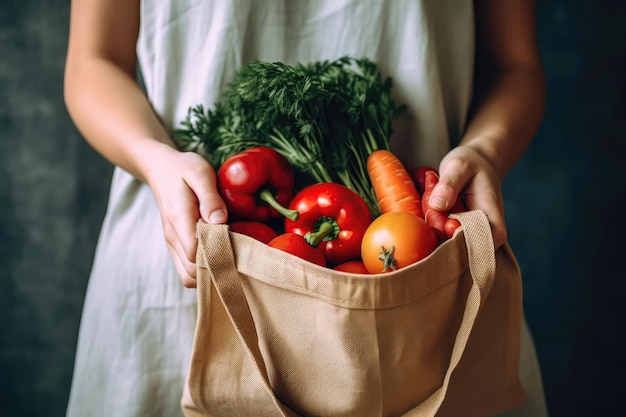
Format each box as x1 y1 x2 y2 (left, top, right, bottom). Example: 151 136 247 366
184 165 228 224
429 161 474 211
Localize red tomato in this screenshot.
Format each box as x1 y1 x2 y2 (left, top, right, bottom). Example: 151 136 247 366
268 233 326 267
229 221 278 244
444 217 462 239
361 212 437 274
333 260 370 274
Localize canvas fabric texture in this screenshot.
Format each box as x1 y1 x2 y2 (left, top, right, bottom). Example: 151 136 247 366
182 211 526 417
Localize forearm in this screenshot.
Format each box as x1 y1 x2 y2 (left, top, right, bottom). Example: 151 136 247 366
461 64 546 178
463 0 546 179
64 58 177 183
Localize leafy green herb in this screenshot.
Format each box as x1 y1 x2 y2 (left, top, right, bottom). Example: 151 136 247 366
173 56 405 218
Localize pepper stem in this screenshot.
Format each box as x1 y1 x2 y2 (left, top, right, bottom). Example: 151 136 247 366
304 217 340 248
258 188 299 221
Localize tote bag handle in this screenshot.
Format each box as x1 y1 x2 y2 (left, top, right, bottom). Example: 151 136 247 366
199 210 496 417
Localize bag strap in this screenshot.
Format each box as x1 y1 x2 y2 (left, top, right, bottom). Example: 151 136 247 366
198 209 496 417
198 223 298 417
404 209 496 416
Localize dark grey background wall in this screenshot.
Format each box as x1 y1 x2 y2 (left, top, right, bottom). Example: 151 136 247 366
1 1 624 416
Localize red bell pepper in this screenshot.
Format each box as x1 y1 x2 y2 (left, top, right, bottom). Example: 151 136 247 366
217 147 299 222
284 182 372 266
229 221 278 244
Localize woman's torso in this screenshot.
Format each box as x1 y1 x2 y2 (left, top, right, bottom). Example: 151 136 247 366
137 0 475 168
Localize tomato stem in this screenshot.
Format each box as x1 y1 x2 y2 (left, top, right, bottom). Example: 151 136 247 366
378 245 397 272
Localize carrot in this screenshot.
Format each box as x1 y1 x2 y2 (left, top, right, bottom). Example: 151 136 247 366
367 150 423 218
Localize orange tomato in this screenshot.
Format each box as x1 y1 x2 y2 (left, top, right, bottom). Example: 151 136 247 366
361 212 437 274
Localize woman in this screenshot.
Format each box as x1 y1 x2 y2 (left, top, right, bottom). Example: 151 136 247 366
64 0 548 416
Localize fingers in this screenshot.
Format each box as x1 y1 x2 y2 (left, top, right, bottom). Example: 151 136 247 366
163 217 197 287
463 187 508 249
151 151 228 287
171 154 228 284
433 146 508 248
429 157 475 211
182 155 228 224
165 238 197 288
167 204 200 265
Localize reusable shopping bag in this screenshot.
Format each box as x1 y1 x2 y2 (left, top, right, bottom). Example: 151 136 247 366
181 210 526 417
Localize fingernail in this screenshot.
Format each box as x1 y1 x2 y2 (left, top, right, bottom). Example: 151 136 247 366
209 209 227 224
430 196 447 210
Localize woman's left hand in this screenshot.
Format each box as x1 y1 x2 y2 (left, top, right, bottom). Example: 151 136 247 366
427 145 507 248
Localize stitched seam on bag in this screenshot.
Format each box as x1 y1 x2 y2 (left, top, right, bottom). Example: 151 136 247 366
223 228 469 309
237 264 468 310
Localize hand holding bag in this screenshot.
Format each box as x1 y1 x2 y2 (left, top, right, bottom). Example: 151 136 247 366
182 210 526 417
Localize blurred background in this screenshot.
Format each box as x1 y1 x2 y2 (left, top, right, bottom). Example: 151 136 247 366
1 1 625 416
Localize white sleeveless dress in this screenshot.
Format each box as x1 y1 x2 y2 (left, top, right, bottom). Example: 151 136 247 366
66 1 548 416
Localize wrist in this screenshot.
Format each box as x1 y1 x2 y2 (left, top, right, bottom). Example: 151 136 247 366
131 139 180 184
459 135 507 178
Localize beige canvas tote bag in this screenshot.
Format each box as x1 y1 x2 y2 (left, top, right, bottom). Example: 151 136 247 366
181 210 526 417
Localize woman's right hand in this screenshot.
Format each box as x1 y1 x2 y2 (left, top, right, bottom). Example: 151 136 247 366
144 144 228 288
